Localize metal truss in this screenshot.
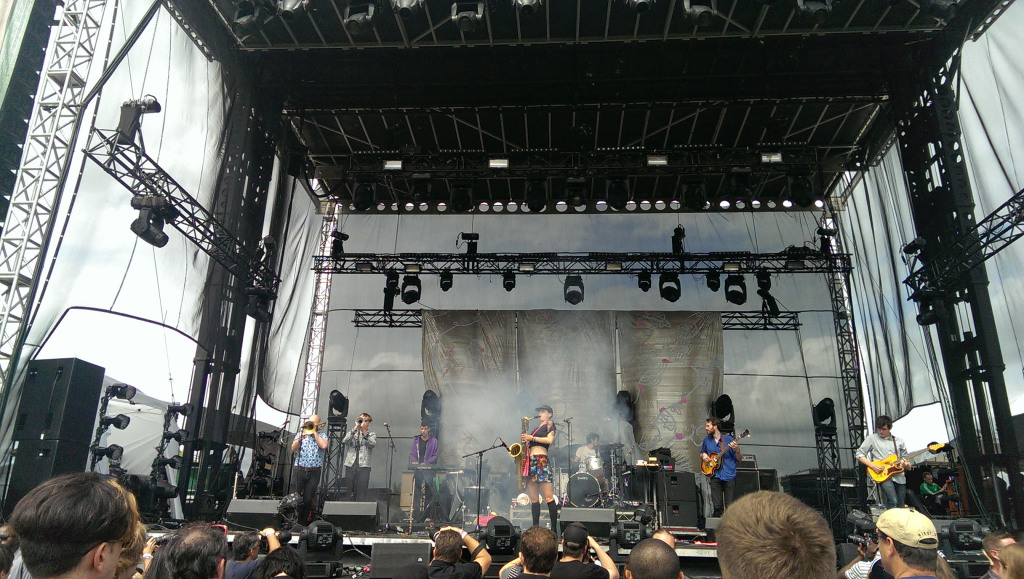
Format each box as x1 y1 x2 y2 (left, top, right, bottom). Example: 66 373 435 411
0 0 109 390
160 1 216 61
316 249 851 276
352 309 800 330
905 185 1024 294
814 425 846 541
299 205 337 418
82 128 280 292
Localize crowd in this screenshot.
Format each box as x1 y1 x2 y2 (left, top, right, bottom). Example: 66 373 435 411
0 471 1022 579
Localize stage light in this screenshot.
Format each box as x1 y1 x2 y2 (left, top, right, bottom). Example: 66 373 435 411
130 195 178 248
353 181 377 211
404 263 422 274
796 0 830 23
683 0 714 25
488 158 509 169
706 272 721 292
153 481 178 500
331 231 349 259
683 182 707 211
787 173 815 207
755 269 771 292
903 237 926 255
392 0 423 18
646 154 668 166
760 152 783 163
355 261 374 272
411 173 432 201
117 95 162 145
278 0 307 19
564 275 584 305
304 521 343 552
724 274 746 305
526 178 548 212
329 390 349 418
515 0 543 14
566 177 587 207
921 0 957 19
606 178 629 211
671 226 685 254
168 403 193 416
625 0 656 13
108 384 137 400
484 516 519 555
813 397 835 429
401 275 421 304
658 273 681 303
452 2 484 32
383 159 403 171
518 262 536 273
451 183 473 213
503 272 516 292
722 262 741 272
917 300 943 326
93 445 124 462
615 521 647 548
758 288 780 317
605 261 622 271
439 270 454 291
637 271 652 292
155 455 182 469
713 394 734 429
163 429 188 443
101 414 131 430
344 1 377 35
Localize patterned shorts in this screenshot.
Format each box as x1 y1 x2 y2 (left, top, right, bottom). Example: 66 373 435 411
527 454 552 483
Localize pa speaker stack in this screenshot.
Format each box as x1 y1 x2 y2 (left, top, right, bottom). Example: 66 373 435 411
657 471 698 528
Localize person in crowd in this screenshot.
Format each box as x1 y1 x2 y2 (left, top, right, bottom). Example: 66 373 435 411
291 413 328 522
517 527 558 579
226 529 281 579
550 523 618 579
252 547 305 579
146 525 228 579
0 527 17 552
343 412 377 502
999 543 1024 579
699 417 742 516
114 523 146 579
522 406 558 529
875 508 940 578
856 415 911 509
9 472 140 579
139 538 158 579
918 472 951 515
427 526 491 579
1 545 14 579
980 531 1017 579
716 491 835 579
650 529 675 550
837 536 881 579
622 539 681 579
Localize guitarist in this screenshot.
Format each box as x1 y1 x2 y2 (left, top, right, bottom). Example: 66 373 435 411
699 416 742 517
856 415 910 509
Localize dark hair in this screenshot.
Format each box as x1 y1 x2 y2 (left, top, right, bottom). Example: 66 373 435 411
148 525 228 579
520 526 557 574
625 539 679 579
562 538 586 559
0 524 19 553
878 531 937 573
876 415 894 430
706 416 721 428
9 472 139 578
586 433 599 444
433 530 463 564
254 546 306 579
0 544 14 575
233 531 261 560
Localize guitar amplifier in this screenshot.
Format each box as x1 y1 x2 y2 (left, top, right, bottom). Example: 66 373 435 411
738 454 757 469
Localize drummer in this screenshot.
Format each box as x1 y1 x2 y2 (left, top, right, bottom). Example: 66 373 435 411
572 433 607 490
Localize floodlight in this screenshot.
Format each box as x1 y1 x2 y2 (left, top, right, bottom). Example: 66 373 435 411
646 154 668 166
353 181 377 211
615 521 647 548
344 2 377 35
451 183 473 212
401 275 422 304
683 0 714 25
724 274 746 305
625 0 656 12
796 0 831 23
116 95 162 145
706 272 721 292
92 445 124 462
564 275 584 305
637 271 652 292
722 262 741 272
514 0 543 14
404 263 422 274
392 0 423 19
658 273 681 303
518 262 536 273
452 2 484 32
484 516 519 555
330 389 350 417
526 178 548 212
439 270 454 292
155 455 182 469
489 158 509 169
755 270 771 292
331 231 349 259
163 429 189 443
168 403 194 416
787 173 815 208
760 152 783 163
107 384 137 400
355 261 374 272
813 397 836 429
605 261 622 271
606 178 629 211
101 414 131 430
683 182 707 211
278 0 307 19
503 272 516 292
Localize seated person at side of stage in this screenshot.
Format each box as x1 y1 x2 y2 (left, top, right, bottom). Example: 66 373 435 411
918 471 950 514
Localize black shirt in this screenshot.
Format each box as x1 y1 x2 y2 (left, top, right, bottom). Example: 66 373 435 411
427 559 484 579
550 560 609 579
532 423 555 451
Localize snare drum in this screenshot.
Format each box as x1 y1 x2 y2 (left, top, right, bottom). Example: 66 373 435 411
586 456 604 472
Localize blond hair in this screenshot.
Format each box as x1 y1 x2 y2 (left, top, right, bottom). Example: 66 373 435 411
1002 543 1024 579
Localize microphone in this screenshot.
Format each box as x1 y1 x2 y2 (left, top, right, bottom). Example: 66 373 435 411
499 438 511 452
383 423 390 427
563 417 574 422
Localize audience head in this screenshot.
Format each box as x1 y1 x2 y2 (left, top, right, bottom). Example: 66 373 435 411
0 545 14 579
115 523 148 579
561 523 589 559
147 525 228 579
9 472 139 579
715 491 835 579
1000 543 1024 579
432 530 463 564
624 538 681 579
232 531 261 561
651 529 675 549
0 525 17 552
982 531 1017 572
875 508 938 576
520 526 558 575
253 546 305 579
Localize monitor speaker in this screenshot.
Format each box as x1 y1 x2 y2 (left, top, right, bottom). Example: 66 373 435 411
226 499 282 529
734 469 760 499
659 471 697 502
559 507 614 538
322 501 379 532
660 501 699 528
13 358 105 444
369 542 432 578
758 469 779 492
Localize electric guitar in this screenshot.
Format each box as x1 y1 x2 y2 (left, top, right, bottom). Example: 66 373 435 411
865 454 906 483
701 429 750 476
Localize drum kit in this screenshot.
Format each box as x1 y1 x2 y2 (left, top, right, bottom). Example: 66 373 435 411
560 443 627 508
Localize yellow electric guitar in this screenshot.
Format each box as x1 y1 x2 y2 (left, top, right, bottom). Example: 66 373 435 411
866 454 906 483
701 429 750 476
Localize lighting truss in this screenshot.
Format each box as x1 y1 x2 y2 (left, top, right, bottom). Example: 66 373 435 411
83 128 280 292
353 309 800 329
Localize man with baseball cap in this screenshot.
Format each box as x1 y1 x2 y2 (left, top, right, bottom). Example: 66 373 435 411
874 508 940 578
551 523 619 579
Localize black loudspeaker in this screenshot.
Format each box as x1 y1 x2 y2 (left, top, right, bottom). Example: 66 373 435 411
226 499 281 530
758 469 779 492
3 439 91 518
13 358 105 443
322 501 379 532
734 469 760 498
659 471 696 502
660 501 699 528
559 507 614 538
369 542 432 578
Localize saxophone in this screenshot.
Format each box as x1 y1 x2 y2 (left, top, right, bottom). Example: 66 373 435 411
513 416 529 492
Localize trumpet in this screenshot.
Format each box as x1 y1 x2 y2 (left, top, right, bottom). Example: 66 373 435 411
302 421 325 435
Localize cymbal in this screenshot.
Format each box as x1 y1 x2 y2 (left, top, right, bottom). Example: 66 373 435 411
549 444 580 463
599 443 625 450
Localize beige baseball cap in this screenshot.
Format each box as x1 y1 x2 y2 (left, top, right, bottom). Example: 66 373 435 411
876 508 939 549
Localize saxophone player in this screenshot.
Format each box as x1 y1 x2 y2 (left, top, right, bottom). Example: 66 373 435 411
291 413 328 523
521 404 557 529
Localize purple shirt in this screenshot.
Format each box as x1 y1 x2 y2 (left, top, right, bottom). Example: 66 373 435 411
410 436 438 464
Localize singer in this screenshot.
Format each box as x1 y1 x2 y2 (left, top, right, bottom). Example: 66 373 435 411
343 412 377 501
521 404 557 529
291 413 328 523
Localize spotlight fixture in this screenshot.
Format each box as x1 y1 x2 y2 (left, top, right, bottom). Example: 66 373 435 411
352 180 377 211
706 272 721 292
563 275 584 305
606 178 629 211
401 275 421 304
411 173 432 201
107 383 137 400
902 237 926 255
724 274 746 305
451 183 473 213
100 414 131 430
163 429 189 443
344 1 377 35
244 286 275 323
682 0 714 25
658 273 681 303
625 0 656 13
758 288 780 317
167 402 194 416
813 397 836 429
787 172 815 208
155 455 183 469
916 300 943 326
795 0 831 24
526 178 548 213
614 521 647 549
921 0 957 19
566 177 587 207
637 271 652 292
452 1 484 32
130 195 179 248
484 516 519 555
92 445 124 462
278 0 307 19
391 0 423 18
116 95 162 145
671 226 685 254
232 1 271 36
489 158 509 169
683 181 707 211
439 270 454 292
331 231 349 259
755 270 771 292
514 0 543 15
329 389 350 418
383 159 403 171
502 272 516 292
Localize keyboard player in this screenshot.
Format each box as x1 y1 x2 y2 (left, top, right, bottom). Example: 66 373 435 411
410 421 439 521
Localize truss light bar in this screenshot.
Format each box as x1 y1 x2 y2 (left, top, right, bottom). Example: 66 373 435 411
722 262 741 272
383 159 403 171
646 154 668 166
760 152 783 164
404 263 422 274
355 262 374 272
605 261 622 271
489 158 509 169
785 259 807 270
519 262 536 273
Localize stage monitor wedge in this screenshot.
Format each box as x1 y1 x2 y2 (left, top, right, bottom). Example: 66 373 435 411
322 501 379 532
559 507 614 538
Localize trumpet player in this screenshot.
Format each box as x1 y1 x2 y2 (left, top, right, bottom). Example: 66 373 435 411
343 412 376 501
291 413 328 523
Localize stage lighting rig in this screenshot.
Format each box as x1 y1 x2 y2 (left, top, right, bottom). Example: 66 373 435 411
154 455 182 469
563 275 584 305
329 389 350 418
796 0 831 22
352 180 377 211
439 270 454 291
411 173 432 201
514 0 543 14
344 1 377 35
637 271 652 292
682 0 714 25
163 429 189 443
331 231 349 259
452 2 485 32
92 444 124 463
921 0 957 20
451 183 473 212
392 0 423 18
116 95 161 146
787 172 816 208
724 274 746 305
232 0 274 36
108 383 137 400
503 272 516 292
526 178 548 213
625 0 656 12
484 516 519 555
278 0 307 19
755 270 771 292
902 237 926 255
401 275 422 304
758 288 780 317
130 195 179 248
101 414 131 430
614 521 647 549
168 402 194 417
706 272 721 292
683 181 707 211
671 226 685 254
566 177 587 207
813 398 836 430
659 273 681 302
606 178 629 211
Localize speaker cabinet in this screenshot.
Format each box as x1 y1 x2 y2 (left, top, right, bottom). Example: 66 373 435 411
13 358 105 444
322 501 379 532
559 507 614 538
3 439 91 518
758 469 779 492
658 471 697 502
226 499 281 530
660 501 699 528
369 542 432 578
734 469 760 499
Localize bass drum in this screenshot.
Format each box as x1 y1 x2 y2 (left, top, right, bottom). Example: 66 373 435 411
567 473 600 507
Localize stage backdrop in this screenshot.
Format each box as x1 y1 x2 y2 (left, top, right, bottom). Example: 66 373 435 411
422 310 723 478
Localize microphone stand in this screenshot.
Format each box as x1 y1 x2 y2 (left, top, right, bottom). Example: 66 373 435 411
383 423 396 533
462 443 504 531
